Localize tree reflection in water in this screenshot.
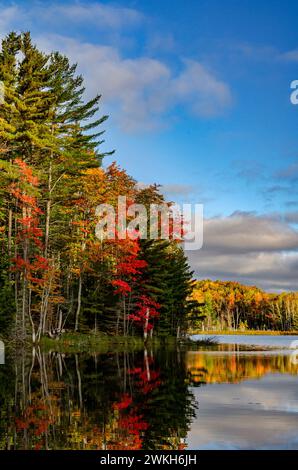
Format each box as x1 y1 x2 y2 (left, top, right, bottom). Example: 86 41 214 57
0 347 197 450
0 347 296 450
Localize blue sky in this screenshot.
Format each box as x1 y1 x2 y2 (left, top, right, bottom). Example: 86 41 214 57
1 0 298 290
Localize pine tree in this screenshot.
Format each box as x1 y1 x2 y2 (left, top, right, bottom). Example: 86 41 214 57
0 32 111 339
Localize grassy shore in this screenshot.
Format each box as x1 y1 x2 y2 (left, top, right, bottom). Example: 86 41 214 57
40 332 218 353
40 332 149 353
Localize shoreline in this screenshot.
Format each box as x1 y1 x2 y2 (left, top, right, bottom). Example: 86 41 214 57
190 330 298 336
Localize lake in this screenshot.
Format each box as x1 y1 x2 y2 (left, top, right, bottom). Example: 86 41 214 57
0 335 297 450
192 333 298 350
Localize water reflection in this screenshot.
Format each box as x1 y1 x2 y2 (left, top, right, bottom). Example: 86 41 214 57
0 348 196 450
187 350 298 384
187 374 298 449
0 347 297 450
187 350 298 450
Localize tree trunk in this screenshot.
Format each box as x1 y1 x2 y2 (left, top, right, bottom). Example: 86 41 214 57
123 297 126 336
22 277 27 337
57 308 63 335
75 275 82 332
45 160 52 257
75 354 83 409
8 207 12 280
144 348 151 381
14 203 19 325
144 307 149 341
28 289 36 343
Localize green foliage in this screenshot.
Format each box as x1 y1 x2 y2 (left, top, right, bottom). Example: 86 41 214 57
0 272 15 334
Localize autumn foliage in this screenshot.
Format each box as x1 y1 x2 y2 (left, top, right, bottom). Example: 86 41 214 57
191 280 298 331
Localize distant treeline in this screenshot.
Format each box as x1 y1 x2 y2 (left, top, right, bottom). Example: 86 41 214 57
191 280 298 331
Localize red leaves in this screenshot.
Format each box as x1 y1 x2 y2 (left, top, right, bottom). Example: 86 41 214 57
9 159 49 287
18 219 43 245
112 358 162 449
137 295 161 310
32 256 49 271
116 258 147 277
15 401 52 442
127 367 142 375
9 186 39 207
128 295 161 332
113 393 132 410
15 418 28 431
14 158 39 186
9 159 42 214
128 364 162 395
11 256 30 271
111 279 132 295
12 254 49 285
119 415 149 434
111 239 147 297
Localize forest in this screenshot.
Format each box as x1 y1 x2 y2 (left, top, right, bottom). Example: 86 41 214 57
0 32 197 343
0 32 297 345
192 280 298 332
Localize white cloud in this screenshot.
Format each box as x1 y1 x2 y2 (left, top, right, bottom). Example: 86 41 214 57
0 2 143 32
203 213 298 253
0 5 20 32
188 212 298 291
280 49 298 62
40 35 232 131
0 3 232 132
44 2 144 29
276 163 298 182
161 184 195 197
170 59 232 117
231 42 298 64
188 376 298 449
284 212 298 224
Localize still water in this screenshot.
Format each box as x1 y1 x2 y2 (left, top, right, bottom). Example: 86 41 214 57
192 333 298 349
0 337 297 450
